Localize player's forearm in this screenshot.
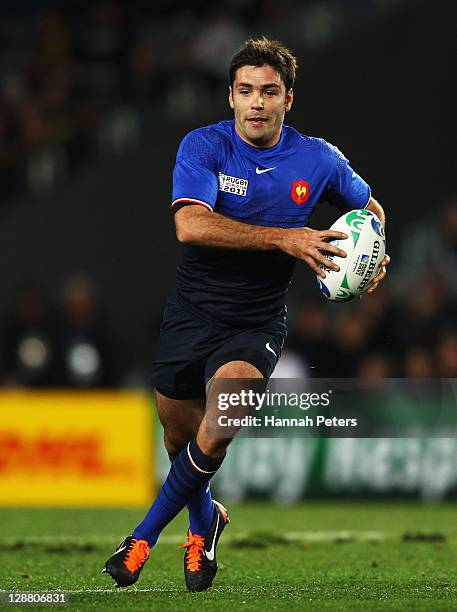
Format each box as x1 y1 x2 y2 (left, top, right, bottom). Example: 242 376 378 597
174 204 348 277
175 206 284 250
366 197 385 227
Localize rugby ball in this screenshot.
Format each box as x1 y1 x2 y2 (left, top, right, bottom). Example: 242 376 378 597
316 209 386 302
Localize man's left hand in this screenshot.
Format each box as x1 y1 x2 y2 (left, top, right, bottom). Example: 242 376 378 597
366 254 390 294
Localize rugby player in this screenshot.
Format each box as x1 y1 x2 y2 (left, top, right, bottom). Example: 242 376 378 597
103 37 389 591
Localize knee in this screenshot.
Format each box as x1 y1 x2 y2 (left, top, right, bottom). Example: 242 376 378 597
212 360 263 379
197 435 229 460
163 430 192 461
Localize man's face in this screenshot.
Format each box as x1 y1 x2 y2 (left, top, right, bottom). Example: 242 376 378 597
229 64 293 148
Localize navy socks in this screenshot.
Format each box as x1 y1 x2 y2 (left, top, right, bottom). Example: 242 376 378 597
188 483 215 535
133 440 223 546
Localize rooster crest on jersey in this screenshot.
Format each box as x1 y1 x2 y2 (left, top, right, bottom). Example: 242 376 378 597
316 209 386 302
291 180 310 205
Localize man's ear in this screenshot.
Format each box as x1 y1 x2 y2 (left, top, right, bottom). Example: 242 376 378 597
228 86 234 109
285 88 294 112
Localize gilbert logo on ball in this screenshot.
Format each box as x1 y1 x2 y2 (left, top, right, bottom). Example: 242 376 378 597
316 209 386 302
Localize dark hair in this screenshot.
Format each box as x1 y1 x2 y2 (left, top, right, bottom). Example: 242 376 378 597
229 37 298 91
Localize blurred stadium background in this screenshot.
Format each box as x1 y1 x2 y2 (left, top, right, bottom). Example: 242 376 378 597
0 0 456 540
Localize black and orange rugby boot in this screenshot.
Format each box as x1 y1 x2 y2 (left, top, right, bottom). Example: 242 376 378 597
180 500 229 592
102 535 150 587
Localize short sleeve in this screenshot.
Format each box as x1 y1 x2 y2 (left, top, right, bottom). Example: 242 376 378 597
323 143 371 212
171 129 219 212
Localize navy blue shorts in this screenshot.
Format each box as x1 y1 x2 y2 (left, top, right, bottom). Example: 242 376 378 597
151 295 287 400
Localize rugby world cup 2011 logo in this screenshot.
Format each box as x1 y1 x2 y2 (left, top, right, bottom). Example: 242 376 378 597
291 180 310 205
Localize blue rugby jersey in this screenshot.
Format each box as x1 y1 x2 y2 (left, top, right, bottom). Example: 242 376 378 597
171 120 371 327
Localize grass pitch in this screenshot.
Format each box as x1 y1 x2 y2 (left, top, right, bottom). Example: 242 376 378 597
1 502 457 611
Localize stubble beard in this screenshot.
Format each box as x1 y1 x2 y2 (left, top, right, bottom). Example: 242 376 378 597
240 118 275 148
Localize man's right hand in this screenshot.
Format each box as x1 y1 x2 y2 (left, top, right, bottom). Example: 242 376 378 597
276 227 348 278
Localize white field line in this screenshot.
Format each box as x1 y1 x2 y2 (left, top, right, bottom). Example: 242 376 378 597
0 530 387 546
0 588 179 594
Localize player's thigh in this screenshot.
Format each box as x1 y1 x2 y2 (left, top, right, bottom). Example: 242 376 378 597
155 390 205 456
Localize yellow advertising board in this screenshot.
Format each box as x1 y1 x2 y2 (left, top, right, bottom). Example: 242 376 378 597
0 391 153 506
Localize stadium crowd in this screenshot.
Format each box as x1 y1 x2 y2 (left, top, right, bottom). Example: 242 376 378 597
0 275 120 388
1 0 405 200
